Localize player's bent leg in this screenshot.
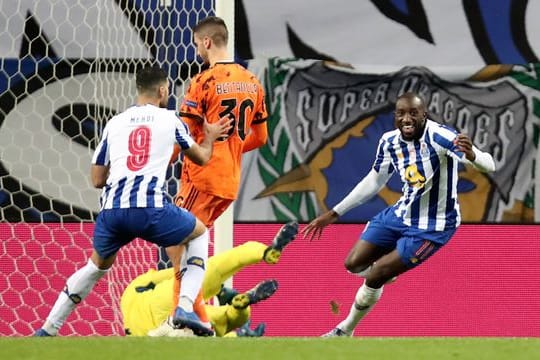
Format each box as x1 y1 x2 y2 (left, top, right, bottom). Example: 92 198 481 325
323 244 396 338
155 206 214 337
219 280 279 336
345 240 396 283
323 250 408 337
351 262 398 285
231 279 279 309
324 281 384 337
344 239 389 274
202 241 268 300
172 223 213 336
365 249 410 289
201 222 297 300
202 233 291 300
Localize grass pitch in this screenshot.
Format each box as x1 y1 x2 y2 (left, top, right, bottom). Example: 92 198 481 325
2 337 539 360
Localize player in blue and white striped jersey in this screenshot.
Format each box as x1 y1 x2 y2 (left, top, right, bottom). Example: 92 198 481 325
303 92 495 337
35 65 231 337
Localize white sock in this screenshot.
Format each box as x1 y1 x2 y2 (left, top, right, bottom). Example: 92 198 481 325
42 259 108 335
178 230 208 310
178 296 194 312
337 282 383 335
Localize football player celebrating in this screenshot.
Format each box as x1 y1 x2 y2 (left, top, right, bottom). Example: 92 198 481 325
303 92 496 337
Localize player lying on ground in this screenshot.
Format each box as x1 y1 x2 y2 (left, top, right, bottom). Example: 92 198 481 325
121 221 298 337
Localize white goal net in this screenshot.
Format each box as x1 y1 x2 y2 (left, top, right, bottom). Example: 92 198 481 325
0 0 217 336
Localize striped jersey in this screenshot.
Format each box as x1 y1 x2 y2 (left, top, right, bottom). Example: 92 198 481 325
373 119 465 231
92 104 194 210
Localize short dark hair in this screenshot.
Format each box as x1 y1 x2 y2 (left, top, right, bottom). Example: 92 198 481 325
193 16 228 46
398 92 426 106
136 65 168 93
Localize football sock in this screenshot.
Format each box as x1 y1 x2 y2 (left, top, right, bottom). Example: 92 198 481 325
178 296 194 312
337 282 383 335
193 291 210 323
43 259 108 335
178 230 208 309
171 266 182 316
171 249 188 315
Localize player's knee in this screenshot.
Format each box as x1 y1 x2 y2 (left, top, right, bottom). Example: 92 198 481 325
344 254 370 273
190 220 208 239
344 258 360 273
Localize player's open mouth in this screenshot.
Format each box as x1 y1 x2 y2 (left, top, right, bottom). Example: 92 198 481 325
401 124 415 137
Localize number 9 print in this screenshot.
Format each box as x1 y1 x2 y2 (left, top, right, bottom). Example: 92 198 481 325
127 126 151 171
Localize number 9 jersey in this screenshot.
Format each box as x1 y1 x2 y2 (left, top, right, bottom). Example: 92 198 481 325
178 62 268 200
92 104 195 210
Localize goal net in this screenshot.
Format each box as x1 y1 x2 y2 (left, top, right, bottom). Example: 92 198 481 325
0 0 218 336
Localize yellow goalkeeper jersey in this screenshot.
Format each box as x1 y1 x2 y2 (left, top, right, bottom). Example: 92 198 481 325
121 241 269 336
120 268 175 336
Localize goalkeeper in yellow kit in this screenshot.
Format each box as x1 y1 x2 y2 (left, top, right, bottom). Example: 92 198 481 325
121 222 298 337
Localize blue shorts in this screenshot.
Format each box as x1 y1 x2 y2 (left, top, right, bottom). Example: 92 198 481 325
361 207 456 268
93 203 196 259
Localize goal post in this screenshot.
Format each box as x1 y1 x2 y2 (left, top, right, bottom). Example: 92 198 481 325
213 0 236 288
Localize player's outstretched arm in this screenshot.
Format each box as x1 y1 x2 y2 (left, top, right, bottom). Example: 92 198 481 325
303 169 390 241
184 115 232 165
302 210 339 241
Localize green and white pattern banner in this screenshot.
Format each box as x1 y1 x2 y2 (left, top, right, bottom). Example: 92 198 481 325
236 58 539 223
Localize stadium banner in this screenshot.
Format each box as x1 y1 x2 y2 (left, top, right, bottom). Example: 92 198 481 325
240 0 540 68
1 223 539 337
0 58 537 223
0 1 538 223
236 58 539 223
